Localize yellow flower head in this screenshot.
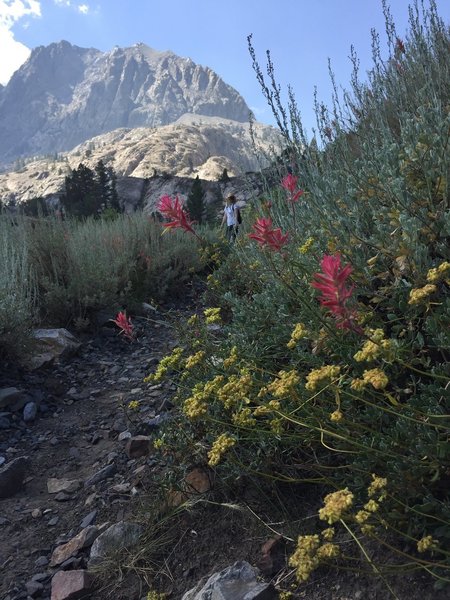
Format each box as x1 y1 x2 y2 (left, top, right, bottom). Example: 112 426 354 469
299 237 314 254
364 499 379 513
330 409 343 422
355 510 370 524
408 284 436 305
267 369 300 398
185 350 205 369
223 346 239 369
287 323 309 349
321 527 335 541
427 261 450 283
316 543 340 559
417 535 438 553
128 400 140 410
319 488 354 524
289 535 320 582
305 365 341 391
362 368 389 390
207 434 236 466
204 307 222 324
368 473 387 499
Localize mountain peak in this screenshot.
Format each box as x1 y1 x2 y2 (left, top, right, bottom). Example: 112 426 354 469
0 41 251 164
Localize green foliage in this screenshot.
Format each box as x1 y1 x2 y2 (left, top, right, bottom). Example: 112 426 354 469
186 176 206 225
61 160 121 218
150 1 450 587
0 218 36 357
0 213 209 341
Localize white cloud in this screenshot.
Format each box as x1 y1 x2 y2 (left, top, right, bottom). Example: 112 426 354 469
53 0 71 5
78 3 88 14
0 1 41 85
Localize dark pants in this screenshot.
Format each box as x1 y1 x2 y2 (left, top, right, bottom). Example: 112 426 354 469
227 225 238 241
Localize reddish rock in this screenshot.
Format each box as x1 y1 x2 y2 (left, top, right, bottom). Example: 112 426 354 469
51 570 93 600
50 526 99 567
184 468 211 494
125 435 152 458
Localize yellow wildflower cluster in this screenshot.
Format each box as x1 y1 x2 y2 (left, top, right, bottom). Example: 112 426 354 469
305 365 341 391
223 346 239 369
355 510 370 524
207 433 236 466
368 474 387 499
232 407 256 427
319 488 354 524
185 350 205 369
321 527 335 541
408 284 436 305
217 371 252 409
253 400 281 416
364 499 379 513
206 274 219 289
289 534 320 582
287 323 309 349
362 368 389 390
426 261 450 283
187 314 198 326
183 376 224 419
270 418 284 434
128 400 140 410
417 535 438 553
146 591 166 600
153 438 164 449
299 237 314 254
354 328 394 362
316 543 340 559
289 534 340 583
330 409 343 422
144 347 184 382
204 307 222 324
267 369 300 398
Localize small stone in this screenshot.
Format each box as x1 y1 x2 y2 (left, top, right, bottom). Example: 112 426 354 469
89 521 143 565
84 464 117 487
125 435 152 459
47 478 81 494
80 509 97 529
32 508 42 518
34 555 49 569
54 492 73 502
23 401 38 423
50 569 93 600
118 431 131 441
48 517 60 526
25 580 44 597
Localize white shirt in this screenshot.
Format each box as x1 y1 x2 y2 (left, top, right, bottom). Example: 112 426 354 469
225 205 236 226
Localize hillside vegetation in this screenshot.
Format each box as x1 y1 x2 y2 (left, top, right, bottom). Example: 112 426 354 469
146 1 450 594
1 1 449 597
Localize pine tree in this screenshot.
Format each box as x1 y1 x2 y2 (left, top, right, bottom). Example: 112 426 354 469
61 163 100 218
186 176 206 225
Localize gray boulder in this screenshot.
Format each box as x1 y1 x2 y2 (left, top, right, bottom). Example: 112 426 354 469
89 521 143 565
0 456 29 499
181 561 277 600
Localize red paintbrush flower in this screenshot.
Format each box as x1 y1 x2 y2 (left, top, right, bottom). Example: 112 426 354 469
248 217 289 252
311 254 360 331
112 311 135 341
281 174 304 203
157 195 195 234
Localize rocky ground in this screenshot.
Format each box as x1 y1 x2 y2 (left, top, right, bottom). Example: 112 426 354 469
0 297 447 600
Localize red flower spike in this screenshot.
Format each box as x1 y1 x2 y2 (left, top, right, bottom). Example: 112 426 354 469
311 254 360 331
112 311 135 341
281 174 304 203
248 217 289 252
157 195 195 234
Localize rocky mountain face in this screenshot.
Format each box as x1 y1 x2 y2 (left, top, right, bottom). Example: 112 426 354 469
0 115 279 209
0 40 251 164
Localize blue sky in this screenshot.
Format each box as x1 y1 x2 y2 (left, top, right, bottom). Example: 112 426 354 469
1 0 449 134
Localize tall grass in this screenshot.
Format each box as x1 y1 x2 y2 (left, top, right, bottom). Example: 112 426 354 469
0 212 207 355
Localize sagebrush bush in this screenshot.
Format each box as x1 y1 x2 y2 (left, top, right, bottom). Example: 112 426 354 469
149 0 450 590
0 218 36 356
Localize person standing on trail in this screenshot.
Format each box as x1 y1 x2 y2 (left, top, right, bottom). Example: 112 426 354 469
221 194 239 242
